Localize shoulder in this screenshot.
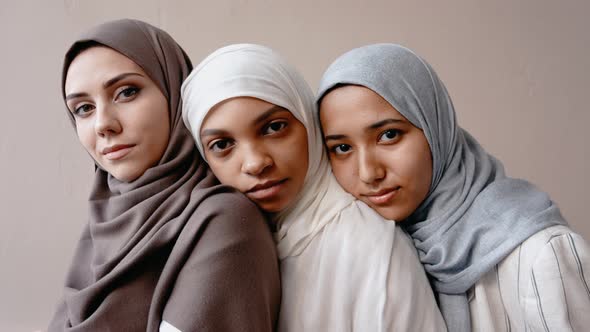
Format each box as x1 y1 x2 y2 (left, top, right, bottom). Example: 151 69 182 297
523 225 580 249
509 225 585 270
180 189 277 270
499 225 587 277
198 188 262 218
471 226 590 330
193 189 270 238
186 187 277 254
334 204 444 330
336 200 398 233
162 192 280 332
319 199 419 263
344 200 418 250
318 200 404 253
524 225 589 276
506 227 590 330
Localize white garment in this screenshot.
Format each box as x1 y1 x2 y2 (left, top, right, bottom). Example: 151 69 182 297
160 321 182 332
469 225 590 331
181 44 446 332
280 199 446 331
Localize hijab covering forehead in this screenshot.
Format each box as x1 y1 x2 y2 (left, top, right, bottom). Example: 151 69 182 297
181 44 323 170
317 43 565 331
50 19 230 331
182 44 354 258
63 19 180 122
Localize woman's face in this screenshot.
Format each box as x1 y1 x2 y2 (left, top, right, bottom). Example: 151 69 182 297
65 46 170 182
319 85 433 221
200 97 309 213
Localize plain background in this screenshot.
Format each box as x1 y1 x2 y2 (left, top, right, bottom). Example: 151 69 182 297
1 0 588 330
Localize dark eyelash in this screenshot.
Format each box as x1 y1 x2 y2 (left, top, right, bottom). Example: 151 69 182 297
329 144 352 154
209 139 233 151
73 104 94 117
264 120 288 134
117 86 140 99
380 129 401 140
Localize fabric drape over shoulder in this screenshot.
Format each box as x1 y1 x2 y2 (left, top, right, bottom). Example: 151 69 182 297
317 43 566 331
182 44 446 331
49 20 280 332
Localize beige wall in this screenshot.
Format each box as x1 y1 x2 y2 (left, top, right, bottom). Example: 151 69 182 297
1 0 588 330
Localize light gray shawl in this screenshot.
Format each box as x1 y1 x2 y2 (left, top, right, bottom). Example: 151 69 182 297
317 43 566 331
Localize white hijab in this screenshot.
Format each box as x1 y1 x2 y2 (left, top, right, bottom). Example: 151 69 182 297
181 44 353 258
181 44 446 331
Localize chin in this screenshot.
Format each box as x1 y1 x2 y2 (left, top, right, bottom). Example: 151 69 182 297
372 207 405 222
110 168 143 183
260 205 284 214
258 200 291 214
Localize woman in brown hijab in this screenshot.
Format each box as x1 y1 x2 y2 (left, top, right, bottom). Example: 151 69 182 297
48 19 280 332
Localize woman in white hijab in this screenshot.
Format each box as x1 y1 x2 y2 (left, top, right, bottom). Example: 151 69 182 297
181 44 446 331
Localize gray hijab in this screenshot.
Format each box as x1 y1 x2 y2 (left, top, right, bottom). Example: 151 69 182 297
317 44 566 331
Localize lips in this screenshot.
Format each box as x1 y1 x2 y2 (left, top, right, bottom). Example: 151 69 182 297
101 144 135 161
363 187 400 206
246 179 288 201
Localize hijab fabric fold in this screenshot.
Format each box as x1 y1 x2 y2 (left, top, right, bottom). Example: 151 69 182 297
181 44 354 259
50 19 237 331
317 43 566 331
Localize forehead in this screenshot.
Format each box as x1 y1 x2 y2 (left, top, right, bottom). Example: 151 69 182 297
64 46 144 94
320 85 404 130
202 97 292 132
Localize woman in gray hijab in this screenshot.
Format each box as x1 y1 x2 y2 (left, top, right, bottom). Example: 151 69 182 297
317 43 590 331
49 19 280 332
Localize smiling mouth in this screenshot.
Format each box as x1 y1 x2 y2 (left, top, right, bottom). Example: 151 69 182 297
102 144 135 161
363 187 400 205
246 179 288 201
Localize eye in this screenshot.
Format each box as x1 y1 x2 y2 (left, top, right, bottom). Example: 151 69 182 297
378 129 400 143
208 138 235 153
263 120 288 135
115 86 140 102
330 144 352 155
73 103 95 117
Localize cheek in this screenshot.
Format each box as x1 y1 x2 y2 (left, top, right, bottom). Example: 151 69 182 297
143 102 170 141
329 159 357 194
416 147 433 194
153 116 170 147
76 122 96 155
207 158 242 189
403 140 433 196
281 127 309 180
136 99 170 166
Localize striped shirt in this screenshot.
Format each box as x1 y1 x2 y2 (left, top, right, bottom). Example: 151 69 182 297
469 225 590 331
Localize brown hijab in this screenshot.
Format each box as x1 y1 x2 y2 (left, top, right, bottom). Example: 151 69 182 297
49 19 280 332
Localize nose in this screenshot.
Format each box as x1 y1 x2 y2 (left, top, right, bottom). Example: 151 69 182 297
94 103 122 137
241 144 273 176
358 149 385 184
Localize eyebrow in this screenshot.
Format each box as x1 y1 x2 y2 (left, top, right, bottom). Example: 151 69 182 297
201 105 289 138
65 92 89 101
201 128 231 137
324 134 347 142
253 105 289 125
103 72 144 89
366 118 405 130
324 118 406 142
65 72 144 101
